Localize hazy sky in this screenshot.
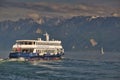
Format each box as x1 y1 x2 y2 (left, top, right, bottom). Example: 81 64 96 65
0 0 120 21
5 0 120 6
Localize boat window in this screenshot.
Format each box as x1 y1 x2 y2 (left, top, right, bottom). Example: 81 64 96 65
21 49 34 53
28 42 32 45
33 42 35 45
25 42 27 45
18 41 35 45
36 42 60 46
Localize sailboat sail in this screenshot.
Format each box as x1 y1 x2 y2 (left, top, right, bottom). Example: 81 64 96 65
101 47 104 54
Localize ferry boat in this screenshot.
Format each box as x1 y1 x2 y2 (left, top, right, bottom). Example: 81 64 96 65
9 33 64 60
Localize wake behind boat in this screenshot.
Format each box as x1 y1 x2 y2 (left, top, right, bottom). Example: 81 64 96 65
9 33 64 61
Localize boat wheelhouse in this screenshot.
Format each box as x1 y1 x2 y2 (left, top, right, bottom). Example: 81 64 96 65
9 33 64 60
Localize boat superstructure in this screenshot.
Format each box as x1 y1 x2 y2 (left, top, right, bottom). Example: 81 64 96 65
9 33 64 60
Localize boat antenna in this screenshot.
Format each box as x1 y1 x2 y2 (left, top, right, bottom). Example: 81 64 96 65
43 32 49 41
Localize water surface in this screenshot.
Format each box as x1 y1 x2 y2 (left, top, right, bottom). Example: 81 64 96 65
0 51 120 80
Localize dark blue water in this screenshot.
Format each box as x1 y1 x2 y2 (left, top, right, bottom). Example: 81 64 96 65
0 51 120 80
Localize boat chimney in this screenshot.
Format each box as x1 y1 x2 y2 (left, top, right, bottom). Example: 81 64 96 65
44 32 49 41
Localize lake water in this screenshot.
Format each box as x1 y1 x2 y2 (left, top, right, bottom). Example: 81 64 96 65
0 51 120 80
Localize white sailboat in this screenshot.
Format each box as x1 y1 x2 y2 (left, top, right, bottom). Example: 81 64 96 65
101 47 104 54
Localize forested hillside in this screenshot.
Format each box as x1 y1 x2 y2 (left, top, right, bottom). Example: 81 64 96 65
0 16 120 51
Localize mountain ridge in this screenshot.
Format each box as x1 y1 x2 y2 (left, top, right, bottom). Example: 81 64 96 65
0 16 120 52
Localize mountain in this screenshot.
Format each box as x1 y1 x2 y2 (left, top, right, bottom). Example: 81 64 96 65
0 16 120 52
